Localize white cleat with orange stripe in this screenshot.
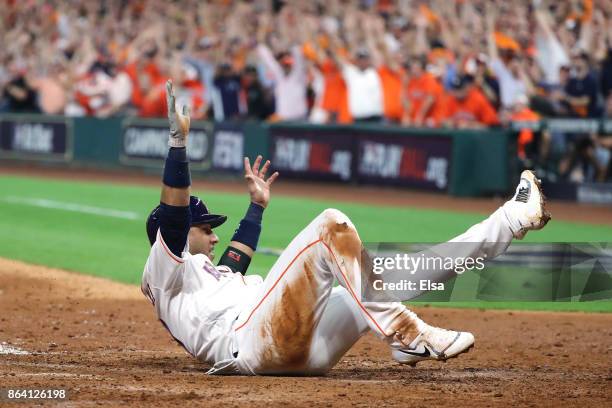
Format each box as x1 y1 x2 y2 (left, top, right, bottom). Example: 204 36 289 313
392 324 475 367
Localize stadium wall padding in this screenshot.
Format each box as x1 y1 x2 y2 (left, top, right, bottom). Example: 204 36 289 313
0 114 518 197
73 117 123 166
449 129 514 196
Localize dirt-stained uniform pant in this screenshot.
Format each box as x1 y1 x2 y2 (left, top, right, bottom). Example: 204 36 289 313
230 207 514 375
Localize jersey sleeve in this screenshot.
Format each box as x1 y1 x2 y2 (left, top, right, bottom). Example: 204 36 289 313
142 230 199 357
158 202 191 258
143 228 187 296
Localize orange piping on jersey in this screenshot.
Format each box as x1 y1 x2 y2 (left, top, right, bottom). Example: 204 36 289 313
157 230 185 264
234 239 322 331
234 239 387 337
320 241 386 336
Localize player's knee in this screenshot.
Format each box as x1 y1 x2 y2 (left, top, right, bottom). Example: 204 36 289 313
318 209 361 261
320 208 349 224
320 208 358 234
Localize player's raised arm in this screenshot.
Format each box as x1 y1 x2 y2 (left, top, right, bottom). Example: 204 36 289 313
161 80 191 204
218 155 279 275
156 80 192 257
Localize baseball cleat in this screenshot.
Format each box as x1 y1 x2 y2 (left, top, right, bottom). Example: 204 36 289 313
392 325 475 367
502 170 551 239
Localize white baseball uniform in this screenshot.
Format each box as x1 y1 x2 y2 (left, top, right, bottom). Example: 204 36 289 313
142 206 514 375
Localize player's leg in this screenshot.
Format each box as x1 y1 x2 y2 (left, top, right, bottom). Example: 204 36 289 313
391 170 551 366
232 208 419 375
310 170 549 370
232 171 550 374
305 286 370 374
381 170 551 302
233 204 498 375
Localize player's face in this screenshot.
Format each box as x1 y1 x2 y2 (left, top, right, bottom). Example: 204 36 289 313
188 224 219 259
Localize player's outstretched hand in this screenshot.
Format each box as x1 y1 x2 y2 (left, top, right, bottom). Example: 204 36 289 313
166 79 190 147
244 155 279 209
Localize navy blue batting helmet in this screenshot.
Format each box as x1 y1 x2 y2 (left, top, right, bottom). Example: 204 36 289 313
146 196 227 245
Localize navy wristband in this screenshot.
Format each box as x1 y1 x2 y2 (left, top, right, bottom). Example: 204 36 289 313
163 148 191 187
168 146 187 161
245 202 264 223
231 203 264 251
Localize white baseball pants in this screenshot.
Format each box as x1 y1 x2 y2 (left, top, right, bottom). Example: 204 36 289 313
226 207 514 375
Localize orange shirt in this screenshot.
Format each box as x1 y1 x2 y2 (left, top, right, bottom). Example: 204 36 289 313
319 60 351 124
378 65 404 122
511 107 540 158
566 0 593 22
444 88 499 127
124 62 164 112
139 83 167 118
428 90 448 127
182 79 206 119
494 32 521 52
405 72 443 123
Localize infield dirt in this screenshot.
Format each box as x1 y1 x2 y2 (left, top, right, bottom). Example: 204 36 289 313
1 257 610 407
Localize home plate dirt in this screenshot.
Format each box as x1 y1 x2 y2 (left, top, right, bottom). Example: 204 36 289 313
0 257 610 407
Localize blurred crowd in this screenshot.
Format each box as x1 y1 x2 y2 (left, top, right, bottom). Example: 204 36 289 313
1 0 612 181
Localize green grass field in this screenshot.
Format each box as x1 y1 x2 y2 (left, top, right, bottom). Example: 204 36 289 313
1 174 611 312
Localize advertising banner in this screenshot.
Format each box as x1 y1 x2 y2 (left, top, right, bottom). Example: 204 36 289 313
270 127 354 182
356 133 452 191
270 127 451 190
0 116 71 161
212 121 245 172
121 118 212 168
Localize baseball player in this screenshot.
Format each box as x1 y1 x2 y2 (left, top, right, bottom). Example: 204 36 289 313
141 80 550 375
